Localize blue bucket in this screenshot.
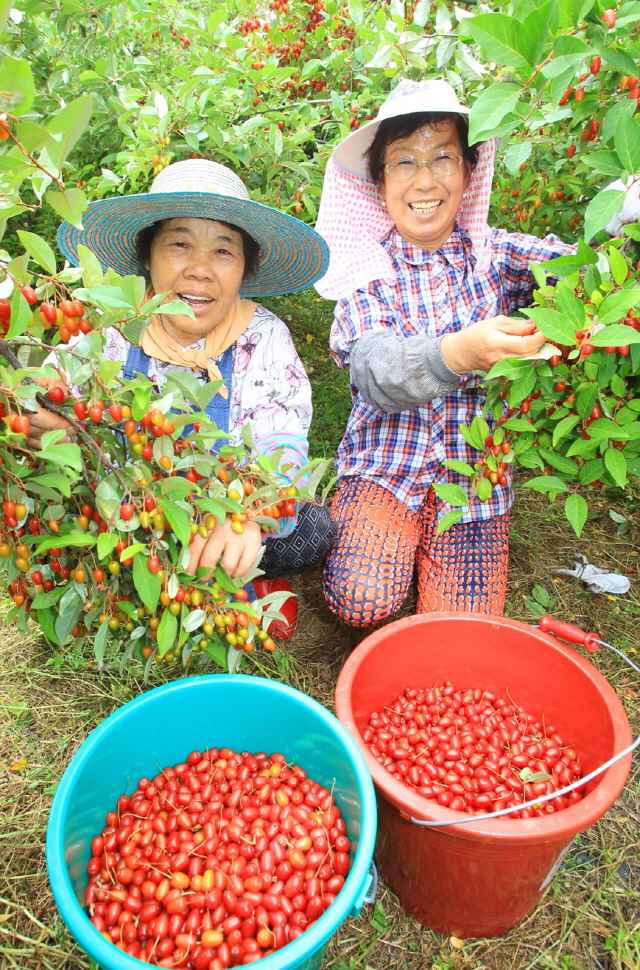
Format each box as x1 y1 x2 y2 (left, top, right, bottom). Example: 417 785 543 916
46 675 377 970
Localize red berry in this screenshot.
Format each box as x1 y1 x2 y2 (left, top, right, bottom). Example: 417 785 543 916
109 403 123 423
48 386 66 405
120 503 135 521
20 286 37 305
73 401 87 421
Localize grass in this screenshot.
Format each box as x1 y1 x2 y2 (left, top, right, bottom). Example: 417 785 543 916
0 290 638 969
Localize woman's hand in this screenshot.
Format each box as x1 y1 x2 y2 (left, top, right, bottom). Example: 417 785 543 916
186 518 262 580
440 317 547 376
24 404 73 451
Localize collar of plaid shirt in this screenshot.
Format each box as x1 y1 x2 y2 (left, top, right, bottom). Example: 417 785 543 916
388 226 470 269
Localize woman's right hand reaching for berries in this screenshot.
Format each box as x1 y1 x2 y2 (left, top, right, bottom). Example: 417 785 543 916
440 316 547 375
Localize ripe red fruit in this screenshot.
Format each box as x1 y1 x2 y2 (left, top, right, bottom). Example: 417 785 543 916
20 286 37 305
31 570 43 586
120 502 135 521
10 414 30 435
566 144 576 158
575 88 585 102
277 120 285 130
0 301 11 323
144 497 155 512
69 300 84 318
108 403 123 423
148 555 160 573
48 386 67 405
93 568 105 582
40 302 58 324
89 403 104 423
73 401 87 420
602 8 616 26
590 55 601 74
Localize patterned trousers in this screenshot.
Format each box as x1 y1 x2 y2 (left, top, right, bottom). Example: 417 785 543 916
323 477 509 628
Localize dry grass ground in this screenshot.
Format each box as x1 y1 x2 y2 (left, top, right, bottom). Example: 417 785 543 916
0 486 638 970
0 291 638 969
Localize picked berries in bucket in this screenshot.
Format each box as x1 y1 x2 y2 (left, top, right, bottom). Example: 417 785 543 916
363 683 585 818
85 748 351 967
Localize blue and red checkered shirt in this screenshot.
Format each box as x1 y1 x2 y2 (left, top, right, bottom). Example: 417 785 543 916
330 224 576 521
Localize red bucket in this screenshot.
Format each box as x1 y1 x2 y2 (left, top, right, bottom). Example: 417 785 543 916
335 612 633 939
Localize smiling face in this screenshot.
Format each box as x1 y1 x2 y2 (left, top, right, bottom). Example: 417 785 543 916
146 217 246 346
379 121 470 252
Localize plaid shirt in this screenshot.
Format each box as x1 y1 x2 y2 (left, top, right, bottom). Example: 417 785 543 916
330 225 576 521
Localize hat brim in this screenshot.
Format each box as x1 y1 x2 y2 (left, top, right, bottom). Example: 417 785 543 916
56 193 329 298
333 104 471 179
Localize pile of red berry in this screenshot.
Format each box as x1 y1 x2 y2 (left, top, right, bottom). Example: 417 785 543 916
363 683 585 819
86 748 351 967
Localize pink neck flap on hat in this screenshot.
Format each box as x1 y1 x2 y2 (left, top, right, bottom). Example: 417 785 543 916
314 121 497 300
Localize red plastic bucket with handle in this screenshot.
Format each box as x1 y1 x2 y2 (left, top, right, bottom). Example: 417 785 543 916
335 612 635 939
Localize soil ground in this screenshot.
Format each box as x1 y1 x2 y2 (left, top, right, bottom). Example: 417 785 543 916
0 292 638 970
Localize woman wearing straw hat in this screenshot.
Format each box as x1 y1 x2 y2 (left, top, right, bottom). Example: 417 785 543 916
315 78 578 628
27 159 336 638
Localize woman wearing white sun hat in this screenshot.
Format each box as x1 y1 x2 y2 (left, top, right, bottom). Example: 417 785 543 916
28 159 336 638
315 77 578 628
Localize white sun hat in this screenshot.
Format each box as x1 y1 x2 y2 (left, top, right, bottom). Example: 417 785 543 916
314 78 497 299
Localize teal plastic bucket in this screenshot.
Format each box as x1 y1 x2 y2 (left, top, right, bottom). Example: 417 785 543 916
46 675 377 970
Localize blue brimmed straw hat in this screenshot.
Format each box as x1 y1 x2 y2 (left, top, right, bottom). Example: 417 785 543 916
56 160 329 297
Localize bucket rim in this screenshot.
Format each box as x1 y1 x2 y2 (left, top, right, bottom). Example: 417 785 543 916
47 674 378 970
334 612 633 843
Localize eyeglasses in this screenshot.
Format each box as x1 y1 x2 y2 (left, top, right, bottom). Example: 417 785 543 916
384 152 464 182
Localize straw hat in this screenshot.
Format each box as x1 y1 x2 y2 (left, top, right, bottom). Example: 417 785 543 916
56 160 329 297
332 78 471 178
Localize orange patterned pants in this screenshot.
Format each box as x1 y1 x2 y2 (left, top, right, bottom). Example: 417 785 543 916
323 477 509 628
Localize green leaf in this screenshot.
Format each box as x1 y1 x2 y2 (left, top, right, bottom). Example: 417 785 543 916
522 476 570 493
469 83 522 144
157 608 178 657
564 493 588 537
538 448 580 476
576 384 598 420
54 589 83 645
467 15 530 68
443 459 475 477
542 34 591 78
17 231 56 275
163 500 191 547
37 606 61 646
78 244 104 287
132 553 161 613
93 620 110 666
413 0 430 26
432 483 468 507
0 55 35 116
31 585 66 609
601 44 639 77
587 418 631 439
519 2 557 63
97 532 119 559
35 443 83 472
583 190 626 242
582 150 624 178
603 447 627 487
6 289 32 339
477 476 493 501
614 112 640 178
597 290 640 325
121 543 147 562
30 473 72 498
435 509 465 534
33 534 96 553
555 286 585 329
608 246 629 287
460 423 484 451
348 0 363 23
503 141 532 176
542 240 598 276
45 188 88 229
46 95 93 170
527 308 576 344
552 413 581 447
590 325 640 346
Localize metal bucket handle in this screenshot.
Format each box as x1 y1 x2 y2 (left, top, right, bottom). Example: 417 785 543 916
410 615 639 828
